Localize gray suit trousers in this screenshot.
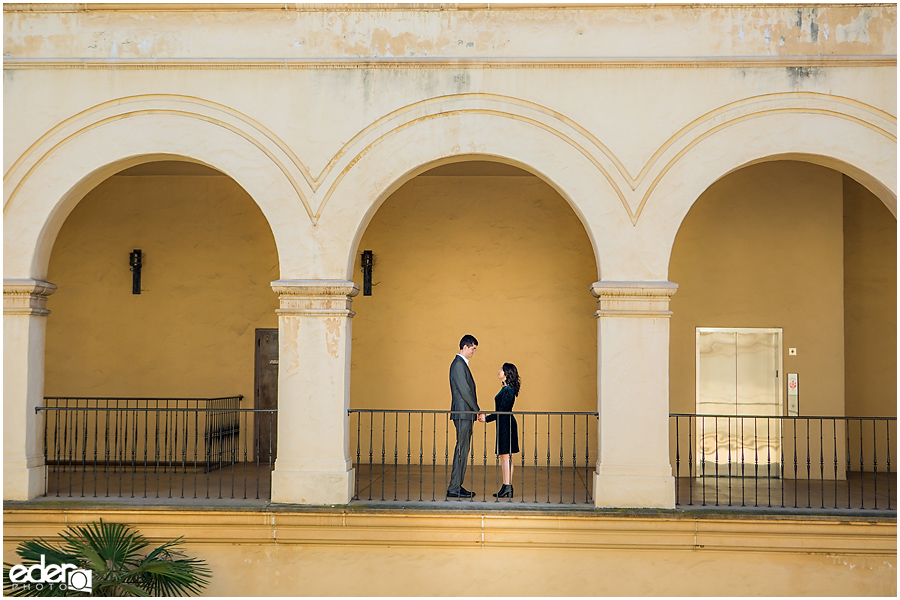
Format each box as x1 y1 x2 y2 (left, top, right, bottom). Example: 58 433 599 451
448 418 473 493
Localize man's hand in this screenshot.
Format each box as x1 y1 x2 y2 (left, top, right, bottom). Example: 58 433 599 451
477 413 486 422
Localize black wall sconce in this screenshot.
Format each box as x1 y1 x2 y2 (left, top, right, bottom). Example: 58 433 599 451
129 249 142 294
361 250 373 296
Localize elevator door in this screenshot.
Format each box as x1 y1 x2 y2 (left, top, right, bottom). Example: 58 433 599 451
696 328 783 477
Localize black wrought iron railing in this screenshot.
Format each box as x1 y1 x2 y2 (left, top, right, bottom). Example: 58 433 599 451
670 414 896 512
34 401 894 511
37 397 276 500
348 409 598 504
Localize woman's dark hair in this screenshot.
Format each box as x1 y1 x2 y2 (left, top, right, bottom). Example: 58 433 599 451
502 363 521 396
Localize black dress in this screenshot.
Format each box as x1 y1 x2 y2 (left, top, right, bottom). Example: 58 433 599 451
486 385 519 455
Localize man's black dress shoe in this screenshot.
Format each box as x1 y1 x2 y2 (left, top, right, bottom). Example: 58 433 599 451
446 488 476 498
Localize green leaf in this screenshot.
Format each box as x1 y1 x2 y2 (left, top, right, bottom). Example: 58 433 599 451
5 520 211 597
15 540 78 565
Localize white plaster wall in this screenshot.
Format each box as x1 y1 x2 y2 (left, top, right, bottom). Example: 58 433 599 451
4 5 896 60
4 80 895 282
4 3 896 284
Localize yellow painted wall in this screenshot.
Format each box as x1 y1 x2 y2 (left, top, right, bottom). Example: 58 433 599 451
668 161 897 475
669 161 846 416
39 162 894 476
4 508 896 597
349 171 599 465
843 175 898 417
44 172 280 404
668 161 845 477
350 172 598 413
843 175 898 471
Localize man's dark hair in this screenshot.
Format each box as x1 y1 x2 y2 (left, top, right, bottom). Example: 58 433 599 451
459 334 478 350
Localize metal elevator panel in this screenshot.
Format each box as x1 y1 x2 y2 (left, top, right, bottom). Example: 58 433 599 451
696 328 783 478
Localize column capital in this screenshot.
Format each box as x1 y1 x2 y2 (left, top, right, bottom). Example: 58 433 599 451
271 279 360 317
590 281 678 318
4 279 57 316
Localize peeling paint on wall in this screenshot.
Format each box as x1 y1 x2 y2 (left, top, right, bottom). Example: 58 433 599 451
837 11 874 43
325 318 341 358
282 322 302 376
3 5 894 61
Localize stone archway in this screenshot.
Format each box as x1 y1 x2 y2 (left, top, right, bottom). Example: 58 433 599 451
315 104 632 281
3 105 303 500
4 101 312 281
295 106 681 508
346 159 600 501
658 102 896 428
668 159 896 504
640 104 896 281
655 99 896 508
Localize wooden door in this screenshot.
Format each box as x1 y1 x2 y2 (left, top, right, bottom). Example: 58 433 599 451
255 329 278 463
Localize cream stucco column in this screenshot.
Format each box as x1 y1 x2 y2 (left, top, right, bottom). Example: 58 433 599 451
270 280 359 505
592 281 677 509
3 279 57 500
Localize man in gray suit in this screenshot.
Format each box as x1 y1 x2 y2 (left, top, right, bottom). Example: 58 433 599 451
448 334 482 498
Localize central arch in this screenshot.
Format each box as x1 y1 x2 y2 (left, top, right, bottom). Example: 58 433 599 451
313 109 633 282
312 107 681 507
347 160 601 500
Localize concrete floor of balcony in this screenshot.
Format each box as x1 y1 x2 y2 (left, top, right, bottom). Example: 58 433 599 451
675 470 896 513
25 463 896 516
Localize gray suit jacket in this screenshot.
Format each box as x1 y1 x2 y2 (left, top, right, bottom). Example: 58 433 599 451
449 355 479 421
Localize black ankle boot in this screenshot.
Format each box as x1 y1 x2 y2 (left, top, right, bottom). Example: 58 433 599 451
493 484 513 498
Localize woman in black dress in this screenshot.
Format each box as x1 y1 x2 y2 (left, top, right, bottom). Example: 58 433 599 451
486 362 520 498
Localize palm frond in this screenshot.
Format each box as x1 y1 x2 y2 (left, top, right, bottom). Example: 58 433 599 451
130 554 212 596
61 520 148 569
5 521 211 597
14 540 78 565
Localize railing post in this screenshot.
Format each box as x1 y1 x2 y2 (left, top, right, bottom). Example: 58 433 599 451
270 280 359 504
592 281 677 509
3 279 57 500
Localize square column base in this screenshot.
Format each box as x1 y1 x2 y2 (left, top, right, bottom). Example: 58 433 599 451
271 468 355 505
593 470 675 509
3 463 46 501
